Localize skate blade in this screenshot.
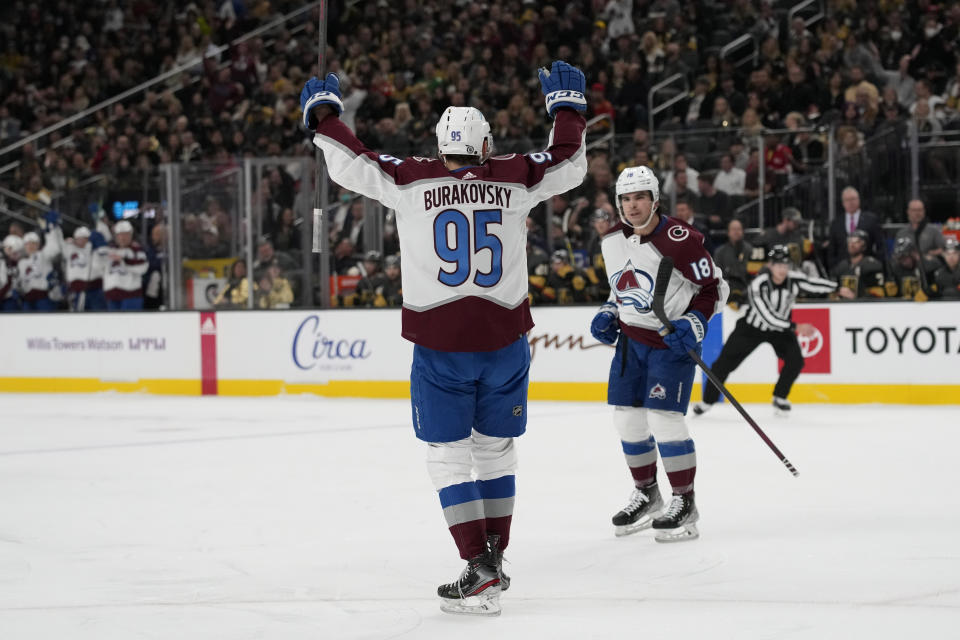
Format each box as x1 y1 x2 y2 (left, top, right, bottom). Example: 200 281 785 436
614 514 656 537
654 523 699 543
440 590 502 616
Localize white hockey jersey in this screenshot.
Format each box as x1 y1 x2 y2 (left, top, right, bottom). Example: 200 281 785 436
602 215 729 347
1 256 15 301
101 242 148 300
0 258 8 300
63 240 106 292
313 109 588 351
17 229 62 301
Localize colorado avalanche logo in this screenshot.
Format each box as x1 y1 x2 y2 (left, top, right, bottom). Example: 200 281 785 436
609 260 655 312
668 226 690 242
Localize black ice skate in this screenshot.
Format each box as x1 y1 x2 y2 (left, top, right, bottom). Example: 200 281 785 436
487 534 510 592
612 483 664 536
652 492 699 542
773 396 792 416
437 549 502 616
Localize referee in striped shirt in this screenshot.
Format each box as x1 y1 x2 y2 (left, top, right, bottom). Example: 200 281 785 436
694 245 854 415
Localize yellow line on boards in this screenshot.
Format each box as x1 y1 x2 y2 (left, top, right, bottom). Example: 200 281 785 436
0 377 201 395
216 379 410 398
0 378 957 405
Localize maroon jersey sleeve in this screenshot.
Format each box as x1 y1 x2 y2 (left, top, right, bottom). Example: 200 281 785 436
483 109 587 196
651 218 722 319
124 242 147 265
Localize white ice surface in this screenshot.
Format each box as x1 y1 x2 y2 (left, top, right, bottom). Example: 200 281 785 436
0 394 958 639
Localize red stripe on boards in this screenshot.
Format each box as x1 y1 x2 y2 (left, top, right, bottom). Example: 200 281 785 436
200 312 218 396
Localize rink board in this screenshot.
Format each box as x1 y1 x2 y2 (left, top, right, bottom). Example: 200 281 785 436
0 302 958 404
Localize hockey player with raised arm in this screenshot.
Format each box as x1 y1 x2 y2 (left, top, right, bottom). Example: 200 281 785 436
590 166 728 542
301 61 587 615
62 226 108 311
17 212 64 312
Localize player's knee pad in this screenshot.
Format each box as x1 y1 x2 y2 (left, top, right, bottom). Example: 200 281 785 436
647 409 690 442
472 433 517 481
425 438 473 490
613 405 651 442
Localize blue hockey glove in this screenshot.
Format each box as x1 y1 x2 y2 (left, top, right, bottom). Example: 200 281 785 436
90 230 107 249
662 311 707 359
300 73 344 129
43 210 61 230
538 61 587 116
590 302 620 345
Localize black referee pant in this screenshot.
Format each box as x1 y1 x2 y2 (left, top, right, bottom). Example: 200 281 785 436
703 318 805 404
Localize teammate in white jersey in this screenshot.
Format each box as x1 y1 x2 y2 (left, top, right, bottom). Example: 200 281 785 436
62 226 108 311
590 166 728 542
17 223 63 312
101 220 148 311
302 60 588 615
1 234 23 311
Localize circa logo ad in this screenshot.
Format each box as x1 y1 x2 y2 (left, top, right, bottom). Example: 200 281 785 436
291 315 371 371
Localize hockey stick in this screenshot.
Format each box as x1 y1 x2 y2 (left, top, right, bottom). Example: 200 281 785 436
312 0 328 256
652 256 800 477
310 0 332 308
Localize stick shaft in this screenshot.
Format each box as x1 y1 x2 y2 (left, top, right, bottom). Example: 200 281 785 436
686 345 798 476
313 0 327 210
653 257 799 477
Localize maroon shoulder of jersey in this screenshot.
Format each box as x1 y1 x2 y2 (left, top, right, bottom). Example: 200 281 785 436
480 109 586 187
649 216 721 319
603 220 631 240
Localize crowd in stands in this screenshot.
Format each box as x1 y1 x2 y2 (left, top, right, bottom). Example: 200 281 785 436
3 0 960 311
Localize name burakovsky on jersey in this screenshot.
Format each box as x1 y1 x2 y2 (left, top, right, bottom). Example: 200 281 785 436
423 183 515 211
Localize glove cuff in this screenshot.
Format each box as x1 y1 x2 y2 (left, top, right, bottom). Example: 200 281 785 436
682 311 707 342
599 301 619 317
303 91 344 128
545 90 587 115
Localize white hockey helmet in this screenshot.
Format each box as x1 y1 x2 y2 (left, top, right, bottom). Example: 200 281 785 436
436 106 491 162
3 234 24 255
114 220 133 234
615 165 660 229
22 231 40 245
73 226 91 239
